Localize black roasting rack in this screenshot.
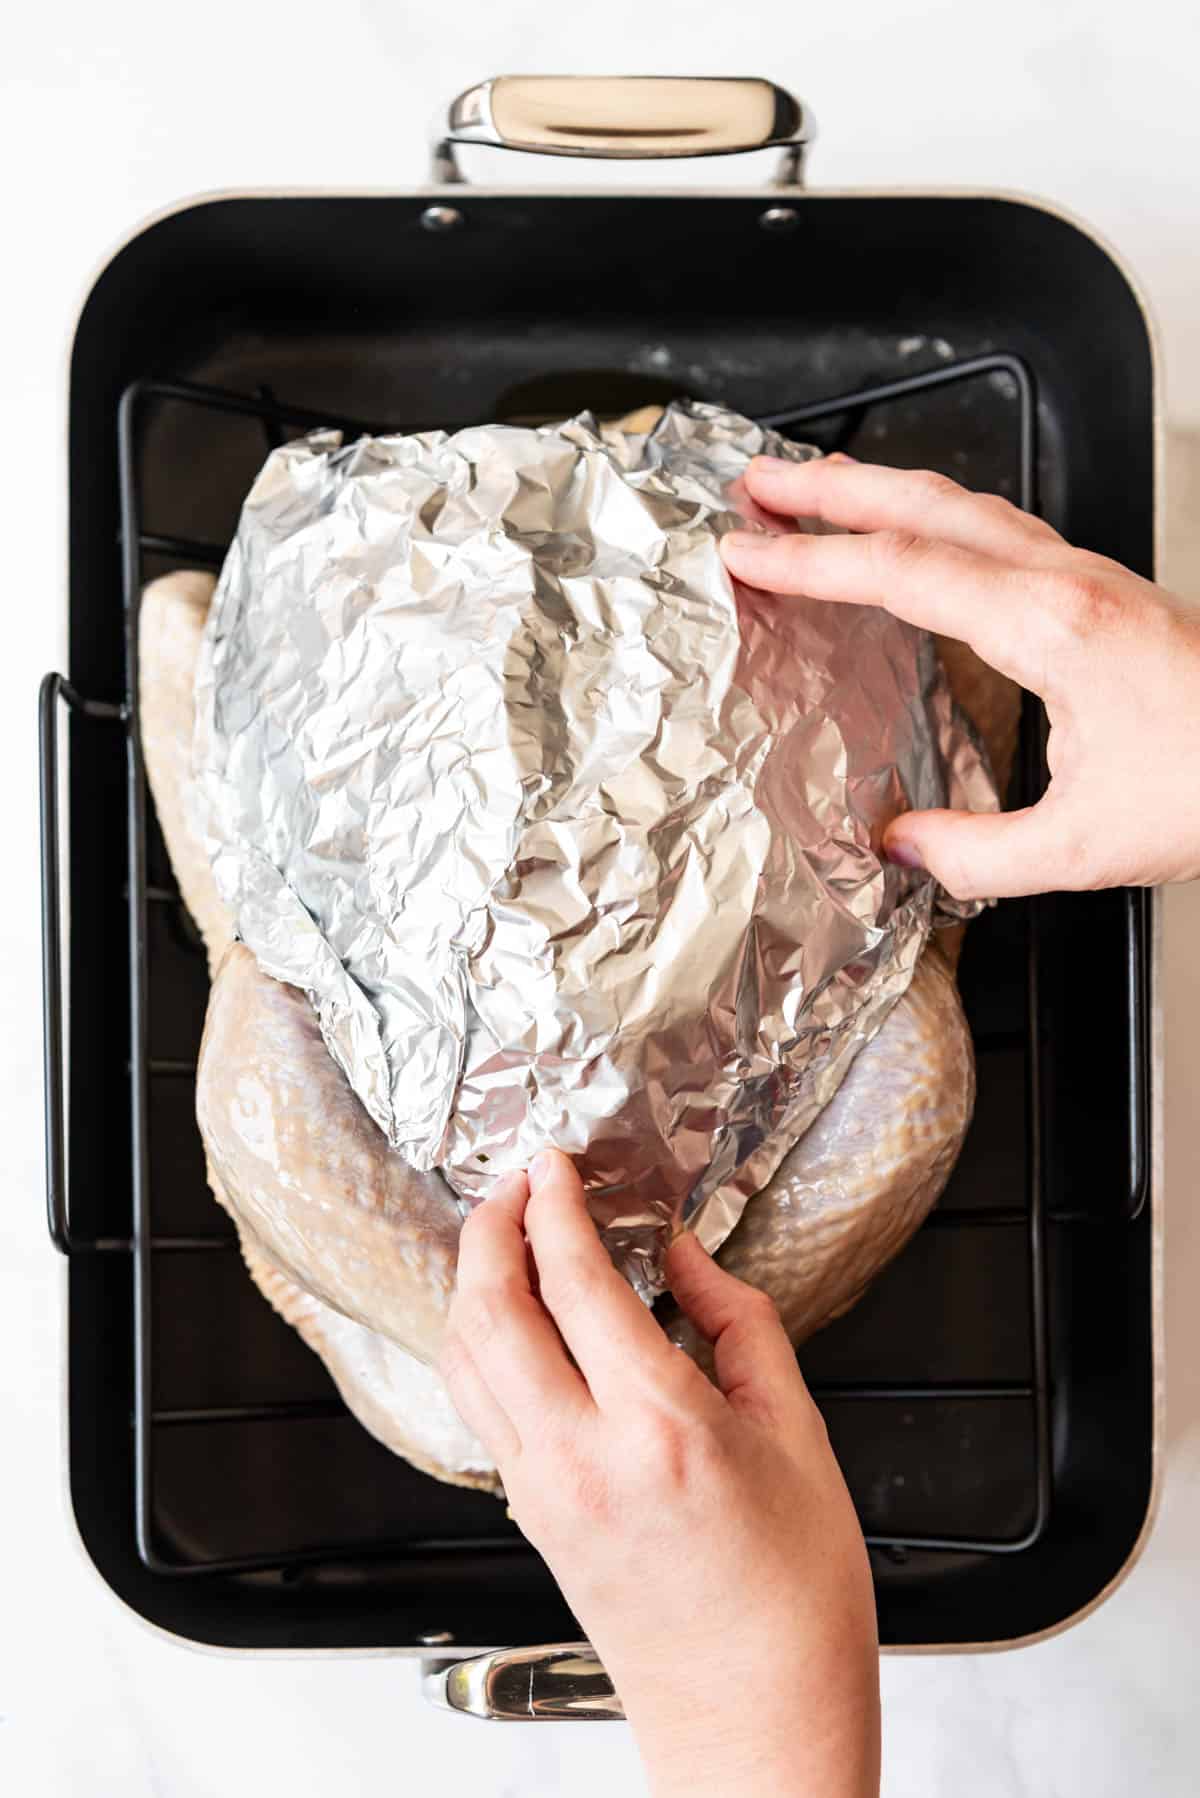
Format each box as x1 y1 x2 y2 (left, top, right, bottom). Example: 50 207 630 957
40 351 1151 1585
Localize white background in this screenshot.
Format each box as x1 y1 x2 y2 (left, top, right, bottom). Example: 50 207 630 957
3 5 1200 1793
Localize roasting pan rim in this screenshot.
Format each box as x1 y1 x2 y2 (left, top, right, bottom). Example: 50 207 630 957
57 176 1165 1657
67 179 1160 368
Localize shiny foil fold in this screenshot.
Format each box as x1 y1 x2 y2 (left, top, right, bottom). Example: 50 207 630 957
194 401 996 1298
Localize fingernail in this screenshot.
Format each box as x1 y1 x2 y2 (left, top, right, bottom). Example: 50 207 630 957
721 530 771 558
749 454 791 471
489 1170 526 1202
528 1151 554 1189
826 452 858 464
886 837 926 872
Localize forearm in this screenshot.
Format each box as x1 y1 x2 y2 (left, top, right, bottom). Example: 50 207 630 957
607 1621 881 1798
626 1681 880 1798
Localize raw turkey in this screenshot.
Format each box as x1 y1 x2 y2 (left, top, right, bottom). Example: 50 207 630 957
139 488 1020 1495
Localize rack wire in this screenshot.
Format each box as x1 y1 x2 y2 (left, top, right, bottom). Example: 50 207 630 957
40 352 1149 1578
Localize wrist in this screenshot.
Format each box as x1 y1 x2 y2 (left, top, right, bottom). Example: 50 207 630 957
604 1628 880 1798
628 1686 879 1798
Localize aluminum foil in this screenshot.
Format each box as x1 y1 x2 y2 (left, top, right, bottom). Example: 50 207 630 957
194 401 996 1298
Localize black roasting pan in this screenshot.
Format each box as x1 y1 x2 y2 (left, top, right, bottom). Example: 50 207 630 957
43 77 1159 1672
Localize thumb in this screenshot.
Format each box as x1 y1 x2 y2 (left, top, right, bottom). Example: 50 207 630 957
884 801 1082 902
665 1231 803 1420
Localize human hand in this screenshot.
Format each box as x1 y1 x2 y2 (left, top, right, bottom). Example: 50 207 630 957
722 456 1200 901
440 1150 880 1798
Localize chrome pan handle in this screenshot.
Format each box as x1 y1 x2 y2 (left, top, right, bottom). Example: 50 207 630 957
432 75 813 185
422 1641 623 1721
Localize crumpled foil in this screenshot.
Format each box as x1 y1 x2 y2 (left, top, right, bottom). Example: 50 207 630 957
194 401 996 1299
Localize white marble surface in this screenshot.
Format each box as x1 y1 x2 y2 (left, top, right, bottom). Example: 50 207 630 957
3 5 1200 1792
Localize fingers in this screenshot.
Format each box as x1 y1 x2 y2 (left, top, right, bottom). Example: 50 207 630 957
743 456 1063 561
721 525 1059 695
446 1170 592 1445
523 1150 685 1406
665 1231 807 1424
885 797 1089 900
438 1329 520 1465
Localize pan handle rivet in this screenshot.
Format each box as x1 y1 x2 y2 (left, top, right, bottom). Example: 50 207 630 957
421 205 465 234
759 208 798 237
759 206 799 234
